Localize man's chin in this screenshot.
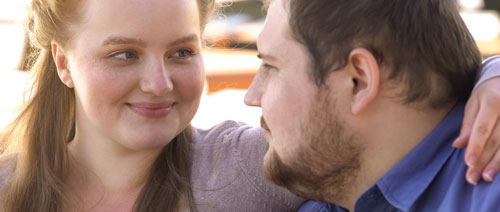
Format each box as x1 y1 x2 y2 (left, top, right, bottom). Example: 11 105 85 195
262 149 281 182
262 149 298 188
262 150 315 199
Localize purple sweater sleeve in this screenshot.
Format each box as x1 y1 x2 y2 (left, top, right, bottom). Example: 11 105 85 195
190 121 305 212
475 55 500 90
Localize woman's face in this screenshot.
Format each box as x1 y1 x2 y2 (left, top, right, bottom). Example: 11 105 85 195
62 0 204 151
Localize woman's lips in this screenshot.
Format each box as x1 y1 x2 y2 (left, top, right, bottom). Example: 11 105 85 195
127 102 174 118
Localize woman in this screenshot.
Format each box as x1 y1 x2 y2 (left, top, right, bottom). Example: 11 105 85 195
0 0 500 211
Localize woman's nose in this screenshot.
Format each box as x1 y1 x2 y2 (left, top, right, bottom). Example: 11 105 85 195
140 60 174 96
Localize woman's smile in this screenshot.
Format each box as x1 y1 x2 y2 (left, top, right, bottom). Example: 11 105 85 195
126 102 175 118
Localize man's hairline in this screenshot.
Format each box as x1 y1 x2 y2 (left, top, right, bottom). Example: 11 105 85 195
261 0 272 11
262 0 289 13
261 0 327 87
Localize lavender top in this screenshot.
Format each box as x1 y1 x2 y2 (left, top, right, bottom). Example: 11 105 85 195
191 121 304 211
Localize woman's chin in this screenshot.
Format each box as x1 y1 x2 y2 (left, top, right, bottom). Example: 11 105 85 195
119 134 176 152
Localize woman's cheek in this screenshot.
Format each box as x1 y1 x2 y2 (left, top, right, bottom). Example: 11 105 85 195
174 59 205 102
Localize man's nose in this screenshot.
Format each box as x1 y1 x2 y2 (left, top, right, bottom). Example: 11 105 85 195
140 60 174 96
244 71 264 107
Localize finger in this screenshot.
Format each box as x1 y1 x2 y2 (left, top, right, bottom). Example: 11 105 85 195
454 97 479 148
453 132 470 148
482 124 500 182
466 167 481 185
466 124 499 184
465 99 500 168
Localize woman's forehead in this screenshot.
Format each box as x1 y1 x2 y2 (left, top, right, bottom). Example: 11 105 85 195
73 0 201 46
82 0 200 25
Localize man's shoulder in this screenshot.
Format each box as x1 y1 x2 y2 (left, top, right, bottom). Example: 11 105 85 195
417 148 500 211
468 175 500 211
297 201 333 212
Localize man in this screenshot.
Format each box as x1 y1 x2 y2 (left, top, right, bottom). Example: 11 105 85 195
244 0 500 211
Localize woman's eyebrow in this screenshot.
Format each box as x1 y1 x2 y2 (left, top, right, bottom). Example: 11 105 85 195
101 36 147 47
167 34 199 47
101 34 199 48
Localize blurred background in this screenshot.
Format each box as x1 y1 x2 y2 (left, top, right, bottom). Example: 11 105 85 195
0 0 499 131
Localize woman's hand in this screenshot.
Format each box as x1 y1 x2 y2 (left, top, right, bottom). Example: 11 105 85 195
454 77 500 185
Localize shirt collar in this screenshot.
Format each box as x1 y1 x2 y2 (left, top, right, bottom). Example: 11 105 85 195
374 102 465 211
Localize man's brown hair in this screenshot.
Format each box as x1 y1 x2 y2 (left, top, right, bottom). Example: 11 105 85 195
288 0 481 108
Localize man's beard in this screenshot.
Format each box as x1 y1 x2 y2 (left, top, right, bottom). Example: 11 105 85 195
262 89 362 203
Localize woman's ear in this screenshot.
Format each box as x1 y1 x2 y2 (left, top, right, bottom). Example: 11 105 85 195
51 42 74 88
348 48 380 115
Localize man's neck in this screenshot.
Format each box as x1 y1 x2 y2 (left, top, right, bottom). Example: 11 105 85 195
337 101 455 211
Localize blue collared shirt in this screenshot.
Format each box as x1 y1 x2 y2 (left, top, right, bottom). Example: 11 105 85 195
298 103 500 212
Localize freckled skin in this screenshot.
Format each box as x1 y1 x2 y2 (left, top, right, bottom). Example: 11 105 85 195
65 0 204 152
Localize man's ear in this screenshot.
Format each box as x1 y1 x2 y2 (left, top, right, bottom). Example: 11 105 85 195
347 48 380 115
51 42 74 88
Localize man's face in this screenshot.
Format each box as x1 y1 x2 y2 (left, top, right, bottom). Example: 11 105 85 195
244 0 361 201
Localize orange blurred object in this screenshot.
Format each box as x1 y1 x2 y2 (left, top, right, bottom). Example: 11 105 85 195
203 48 260 93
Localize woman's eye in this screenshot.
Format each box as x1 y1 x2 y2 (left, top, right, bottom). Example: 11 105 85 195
172 49 194 59
109 51 138 60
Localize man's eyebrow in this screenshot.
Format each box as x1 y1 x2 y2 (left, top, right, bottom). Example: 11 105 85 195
257 53 278 62
101 34 199 47
261 0 271 11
